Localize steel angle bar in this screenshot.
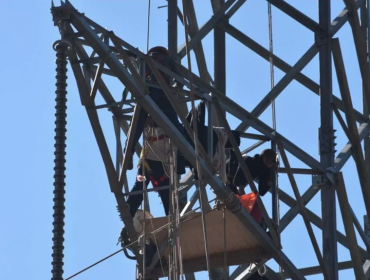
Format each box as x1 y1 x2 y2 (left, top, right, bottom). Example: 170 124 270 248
319 0 337 276
177 0 240 59
278 168 323 175
333 122 370 172
168 0 177 56
277 184 320 234
119 120 142 156
277 187 370 260
265 0 324 33
276 139 330 279
235 0 365 133
343 0 370 111
225 0 247 18
363 260 370 279
350 206 370 252
335 172 366 280
224 24 366 123
239 132 270 141
332 38 370 219
113 117 129 193
180 187 199 216
333 103 353 143
280 261 353 279
241 140 267 155
90 58 106 100
118 104 142 191
184 0 213 84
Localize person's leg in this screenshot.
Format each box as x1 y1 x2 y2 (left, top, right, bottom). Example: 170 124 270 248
158 177 170 216
126 169 150 217
145 87 186 174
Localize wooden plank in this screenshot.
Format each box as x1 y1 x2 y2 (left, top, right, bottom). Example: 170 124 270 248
142 209 272 277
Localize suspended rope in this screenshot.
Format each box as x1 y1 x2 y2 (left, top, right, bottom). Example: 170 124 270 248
65 240 139 280
267 3 283 278
141 132 148 279
140 0 152 270
180 1 212 277
223 207 227 279
172 143 185 280
146 0 151 53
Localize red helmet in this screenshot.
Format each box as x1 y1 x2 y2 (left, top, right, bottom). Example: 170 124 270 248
148 46 171 56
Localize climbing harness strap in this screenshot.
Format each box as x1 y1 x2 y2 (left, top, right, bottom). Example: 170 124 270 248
137 128 169 191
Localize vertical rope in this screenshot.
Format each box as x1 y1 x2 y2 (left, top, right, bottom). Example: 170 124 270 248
267 3 283 278
181 1 211 278
142 133 147 279
172 143 185 280
223 207 227 280
141 0 151 275
51 36 71 280
146 0 151 53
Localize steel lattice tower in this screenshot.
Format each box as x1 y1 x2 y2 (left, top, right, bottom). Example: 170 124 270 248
51 0 370 279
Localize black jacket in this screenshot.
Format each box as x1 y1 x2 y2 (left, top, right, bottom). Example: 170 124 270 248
233 154 271 196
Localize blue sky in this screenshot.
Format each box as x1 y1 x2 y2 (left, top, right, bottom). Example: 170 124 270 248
0 0 368 279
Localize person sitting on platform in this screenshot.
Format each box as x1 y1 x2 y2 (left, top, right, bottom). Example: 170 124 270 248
232 148 277 196
123 46 185 176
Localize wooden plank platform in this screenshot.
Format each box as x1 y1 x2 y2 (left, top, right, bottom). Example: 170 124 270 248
141 209 273 278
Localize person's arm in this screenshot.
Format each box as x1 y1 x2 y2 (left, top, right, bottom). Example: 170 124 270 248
258 169 272 196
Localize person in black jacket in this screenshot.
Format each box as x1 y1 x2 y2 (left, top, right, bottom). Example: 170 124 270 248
232 149 277 196
123 46 186 175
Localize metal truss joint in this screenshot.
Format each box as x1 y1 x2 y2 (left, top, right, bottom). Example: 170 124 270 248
315 27 331 47
216 16 229 31
51 5 71 30
318 126 337 156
